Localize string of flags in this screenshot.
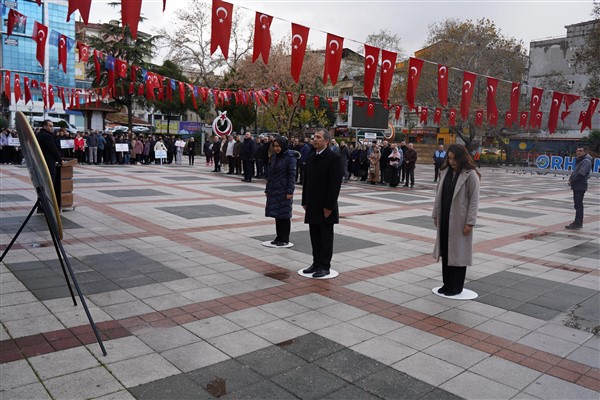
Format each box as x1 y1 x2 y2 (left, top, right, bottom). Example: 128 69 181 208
1 0 598 133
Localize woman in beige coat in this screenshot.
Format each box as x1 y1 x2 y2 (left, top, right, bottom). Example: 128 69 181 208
432 144 480 296
368 145 381 184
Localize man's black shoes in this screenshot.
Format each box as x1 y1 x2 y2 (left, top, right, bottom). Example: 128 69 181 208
565 223 582 230
302 265 318 274
312 270 330 278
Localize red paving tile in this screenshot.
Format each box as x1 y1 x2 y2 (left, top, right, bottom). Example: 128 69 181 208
547 366 581 383
50 337 81 351
160 308 188 318
21 342 55 357
495 349 527 364
556 358 592 375
149 319 177 328
0 349 23 363
171 314 198 325
578 375 600 392
520 357 553 373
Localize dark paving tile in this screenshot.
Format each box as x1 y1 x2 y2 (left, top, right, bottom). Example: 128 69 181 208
529 295 577 312
35 287 75 301
419 388 464 400
489 287 538 302
577 294 600 320
506 281 553 296
73 178 118 184
0 193 29 202
218 185 266 193
314 348 386 382
73 271 105 283
511 303 563 320
479 207 545 219
162 176 209 181
147 270 188 282
356 368 436 400
323 385 381 400
552 284 598 298
112 275 157 289
157 204 249 219
475 293 525 310
238 345 308 377
277 333 345 363
478 272 528 287
390 216 436 230
271 364 347 400
220 380 297 400
187 359 263 394
292 199 355 208
78 280 121 295
129 373 213 400
254 232 381 256
463 281 503 295
0 215 82 234
369 192 430 203
12 268 57 281
99 189 170 198
560 243 600 259
25 276 69 290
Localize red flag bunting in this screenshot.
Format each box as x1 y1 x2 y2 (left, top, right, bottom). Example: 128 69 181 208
273 90 280 106
327 97 333 111
299 93 306 108
59 87 66 110
40 82 48 109
32 22 48 68
460 71 477 121
210 0 233 59
189 84 197 109
116 59 128 78
486 77 498 125
48 85 55 109
510 82 520 117
379 50 397 106
504 112 513 128
323 33 344 85
58 34 68 73
291 23 309 83
313 95 320 109
179 81 185 104
14 74 22 104
532 111 543 129
286 91 294 106
24 76 32 104
547 92 563 134
129 82 135 95
437 64 448 107
580 98 599 132
253 12 272 64
7 9 27 36
367 102 375 117
519 112 528 129
93 50 101 82
340 98 347 113
475 110 484 127
363 45 380 99
449 109 457 126
433 107 442 125
406 57 424 111
528 87 543 128
3 72 11 104
67 0 92 24
394 105 402 121
419 107 428 124
121 0 143 39
76 42 89 62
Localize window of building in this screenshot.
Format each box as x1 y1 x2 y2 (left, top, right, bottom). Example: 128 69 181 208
327 90 338 98
568 80 575 87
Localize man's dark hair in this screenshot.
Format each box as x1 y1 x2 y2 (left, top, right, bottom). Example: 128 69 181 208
42 119 53 129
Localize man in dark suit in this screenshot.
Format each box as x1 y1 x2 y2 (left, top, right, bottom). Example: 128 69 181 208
301 129 343 278
36 120 62 186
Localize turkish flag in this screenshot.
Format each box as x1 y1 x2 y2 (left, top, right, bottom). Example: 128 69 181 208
504 112 513 128
189 84 198 109
394 105 402 121
24 76 32 104
75 90 81 108
547 92 564 134
510 82 520 118
475 110 484 127
323 33 344 85
460 71 477 121
32 22 48 68
13 74 22 104
528 87 543 128
121 0 143 39
433 108 442 125
273 90 280 106
367 102 375 117
178 81 185 103
3 72 10 104
253 12 272 64
449 109 457 126
519 112 528 129
363 44 380 99
93 49 101 82
58 34 68 73
379 50 397 105
49 85 55 109
419 107 428 124
166 80 173 101
291 23 309 83
40 82 48 109
532 112 543 129
299 93 306 108
286 91 294 106
129 82 135 95
59 87 66 110
486 77 498 125
116 59 128 78
406 57 424 111
580 98 599 132
561 93 580 122
67 0 92 24
313 95 320 109
7 9 27 36
76 42 89 62
437 64 449 107
210 0 233 59
137 83 144 96
340 98 347 113
327 97 333 111
200 87 208 103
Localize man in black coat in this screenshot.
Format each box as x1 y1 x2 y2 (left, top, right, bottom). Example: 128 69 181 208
36 120 62 185
301 129 343 278
240 132 256 182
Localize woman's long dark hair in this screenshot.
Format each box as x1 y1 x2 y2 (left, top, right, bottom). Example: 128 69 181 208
442 144 481 179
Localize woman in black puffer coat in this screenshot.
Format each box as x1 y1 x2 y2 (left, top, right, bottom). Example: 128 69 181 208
265 136 297 246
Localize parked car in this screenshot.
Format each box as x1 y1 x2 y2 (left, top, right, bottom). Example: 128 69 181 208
481 148 507 162
106 126 128 135
132 126 151 134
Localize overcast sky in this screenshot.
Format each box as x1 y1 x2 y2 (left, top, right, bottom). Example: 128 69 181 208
89 0 596 59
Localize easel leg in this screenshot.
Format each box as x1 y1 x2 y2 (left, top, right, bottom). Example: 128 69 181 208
0 200 40 263
43 212 77 306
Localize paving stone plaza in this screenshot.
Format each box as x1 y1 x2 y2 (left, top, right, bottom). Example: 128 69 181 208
0 162 599 399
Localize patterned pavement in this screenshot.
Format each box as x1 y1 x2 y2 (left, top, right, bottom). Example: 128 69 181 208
1 161 599 400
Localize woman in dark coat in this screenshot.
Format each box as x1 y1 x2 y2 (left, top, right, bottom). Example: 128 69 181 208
265 136 296 246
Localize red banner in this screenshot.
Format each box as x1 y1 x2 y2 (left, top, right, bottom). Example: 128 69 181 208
419 107 428 124
291 23 309 83
299 93 306 108
67 0 91 24
77 41 90 62
449 109 457 126
323 33 344 85
528 87 543 128
58 34 68 73
460 71 477 121
486 77 498 126
367 102 375 117
340 98 347 113
363 44 380 99
580 98 599 132
510 82 520 118
547 92 563 134
406 57 424 111
519 112 528 129
437 64 448 107
3 72 10 104
32 21 48 68
504 111 513 128
14 74 22 104
379 50 397 105
475 110 484 127
433 107 442 125
24 76 32 104
7 9 26 36
252 12 272 64
210 0 233 59
394 105 402 121
286 91 294 106
121 0 143 39
313 95 320 109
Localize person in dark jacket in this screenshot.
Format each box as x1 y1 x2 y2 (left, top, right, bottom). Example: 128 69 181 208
240 132 256 182
203 138 213 166
301 129 343 278
403 143 418 188
36 120 62 185
566 146 593 229
186 137 196 165
211 136 221 172
265 136 296 246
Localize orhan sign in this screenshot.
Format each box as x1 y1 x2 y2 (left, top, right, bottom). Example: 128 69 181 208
535 155 600 173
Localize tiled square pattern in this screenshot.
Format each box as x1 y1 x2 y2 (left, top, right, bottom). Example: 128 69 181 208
254 232 382 255
157 205 249 219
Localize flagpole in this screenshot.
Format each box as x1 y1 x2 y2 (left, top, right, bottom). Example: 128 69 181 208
43 0 49 120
